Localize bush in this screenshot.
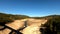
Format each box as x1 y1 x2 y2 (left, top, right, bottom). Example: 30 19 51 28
41 16 60 34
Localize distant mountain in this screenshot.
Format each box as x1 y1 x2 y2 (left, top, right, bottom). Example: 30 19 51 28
0 13 29 24
31 15 60 19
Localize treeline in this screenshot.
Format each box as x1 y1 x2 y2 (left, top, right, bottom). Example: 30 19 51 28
0 13 29 24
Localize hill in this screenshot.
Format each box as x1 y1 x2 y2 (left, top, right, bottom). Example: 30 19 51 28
0 13 29 24
31 15 60 19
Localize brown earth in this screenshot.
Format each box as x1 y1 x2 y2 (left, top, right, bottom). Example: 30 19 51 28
0 18 47 34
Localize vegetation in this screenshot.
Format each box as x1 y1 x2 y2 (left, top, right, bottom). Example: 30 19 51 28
40 15 60 34
0 13 29 24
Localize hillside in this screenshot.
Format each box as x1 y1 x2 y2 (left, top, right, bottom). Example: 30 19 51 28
40 15 60 34
0 13 29 24
31 15 60 19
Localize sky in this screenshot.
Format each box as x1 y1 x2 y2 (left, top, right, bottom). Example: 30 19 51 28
0 0 60 17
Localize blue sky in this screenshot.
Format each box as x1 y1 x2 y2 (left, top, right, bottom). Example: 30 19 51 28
0 0 60 17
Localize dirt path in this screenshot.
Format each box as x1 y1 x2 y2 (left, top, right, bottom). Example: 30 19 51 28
0 18 47 34
22 19 47 34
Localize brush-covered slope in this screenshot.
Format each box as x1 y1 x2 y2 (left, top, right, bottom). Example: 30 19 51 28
0 13 29 24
